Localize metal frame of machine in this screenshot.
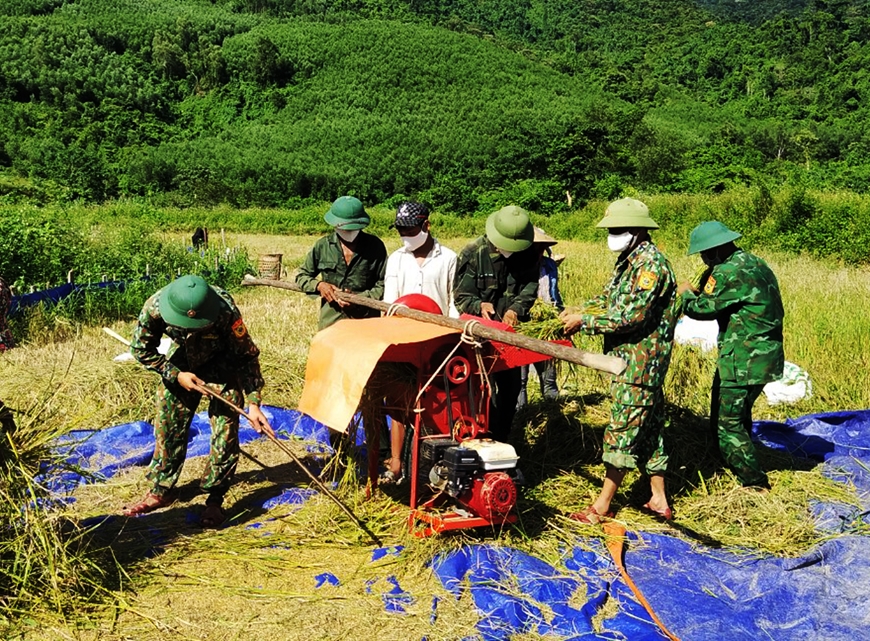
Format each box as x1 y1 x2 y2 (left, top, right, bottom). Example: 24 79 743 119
373 320 549 537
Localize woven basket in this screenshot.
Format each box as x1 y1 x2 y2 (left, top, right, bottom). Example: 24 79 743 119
257 253 283 280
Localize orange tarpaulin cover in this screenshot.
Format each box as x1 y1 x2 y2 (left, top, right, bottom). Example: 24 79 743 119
297 317 459 433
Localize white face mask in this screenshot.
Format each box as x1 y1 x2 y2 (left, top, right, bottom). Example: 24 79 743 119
497 248 513 259
401 230 428 252
336 228 360 243
607 231 633 253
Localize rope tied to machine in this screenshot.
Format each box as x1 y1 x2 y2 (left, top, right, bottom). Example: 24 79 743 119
412 318 492 412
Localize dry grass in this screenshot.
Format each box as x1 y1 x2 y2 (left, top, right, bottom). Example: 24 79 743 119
1 233 867 639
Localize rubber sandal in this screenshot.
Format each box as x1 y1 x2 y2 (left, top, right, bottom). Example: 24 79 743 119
123 490 178 517
640 502 673 521
200 503 226 528
569 505 614 525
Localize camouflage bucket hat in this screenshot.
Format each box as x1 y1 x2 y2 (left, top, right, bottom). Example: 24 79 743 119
159 275 224 329
485 206 534 252
324 196 370 230
596 198 659 229
688 221 742 255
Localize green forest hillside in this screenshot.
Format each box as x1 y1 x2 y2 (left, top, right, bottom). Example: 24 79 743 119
1 0 869 211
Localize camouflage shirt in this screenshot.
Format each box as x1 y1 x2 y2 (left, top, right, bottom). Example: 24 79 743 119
575 241 679 402
130 285 265 405
295 231 387 330
453 236 539 320
682 248 784 385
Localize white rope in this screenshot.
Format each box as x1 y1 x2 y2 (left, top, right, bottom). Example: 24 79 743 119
412 318 493 411
413 339 463 407
385 302 408 317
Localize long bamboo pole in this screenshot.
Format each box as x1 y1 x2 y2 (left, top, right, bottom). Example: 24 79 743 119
192 383 383 547
241 275 626 376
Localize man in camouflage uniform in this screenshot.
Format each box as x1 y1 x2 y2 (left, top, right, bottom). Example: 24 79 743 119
560 198 679 523
296 196 387 331
126 275 273 526
679 221 784 490
454 205 539 441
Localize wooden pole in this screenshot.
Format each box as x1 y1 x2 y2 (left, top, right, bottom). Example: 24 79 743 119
241 275 625 376
193 383 383 547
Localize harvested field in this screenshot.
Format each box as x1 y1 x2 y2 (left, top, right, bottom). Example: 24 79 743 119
1 235 868 639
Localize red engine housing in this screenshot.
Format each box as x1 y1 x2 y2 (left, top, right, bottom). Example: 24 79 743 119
458 471 517 519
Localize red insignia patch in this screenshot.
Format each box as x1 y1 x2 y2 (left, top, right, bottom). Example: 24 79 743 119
232 318 247 338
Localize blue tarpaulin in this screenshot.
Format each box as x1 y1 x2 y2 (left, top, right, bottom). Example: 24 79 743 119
58 408 870 639
9 280 136 316
53 405 331 494
754 410 870 531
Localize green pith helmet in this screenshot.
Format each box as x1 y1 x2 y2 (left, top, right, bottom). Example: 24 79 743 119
485 205 534 252
687 221 742 255
158 275 224 329
596 197 659 230
324 196 370 230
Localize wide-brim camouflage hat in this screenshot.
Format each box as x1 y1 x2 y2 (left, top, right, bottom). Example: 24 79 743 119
688 221 742 255
485 206 534 252
324 196 370 231
596 197 659 229
158 275 224 329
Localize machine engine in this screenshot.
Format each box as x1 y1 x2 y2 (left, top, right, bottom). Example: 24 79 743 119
421 438 521 519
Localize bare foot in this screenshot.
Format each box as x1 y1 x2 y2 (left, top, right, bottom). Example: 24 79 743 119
200 503 226 528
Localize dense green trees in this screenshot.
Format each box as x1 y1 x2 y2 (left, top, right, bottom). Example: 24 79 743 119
1 0 869 212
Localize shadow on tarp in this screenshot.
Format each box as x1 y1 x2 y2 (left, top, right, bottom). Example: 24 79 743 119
53 407 334 588
429 410 870 641
432 542 663 641
50 405 332 494
53 407 870 640
754 410 870 532
626 532 870 641
432 532 870 641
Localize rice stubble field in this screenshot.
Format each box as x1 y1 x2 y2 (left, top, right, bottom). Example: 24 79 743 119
1 233 868 640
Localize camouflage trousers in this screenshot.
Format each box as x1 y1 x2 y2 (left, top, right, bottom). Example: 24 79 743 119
711 372 769 487
147 378 242 503
603 383 668 474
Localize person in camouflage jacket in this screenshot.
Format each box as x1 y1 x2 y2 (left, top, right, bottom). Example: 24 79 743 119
126 275 273 527
454 206 539 440
560 198 679 524
680 221 784 489
296 196 387 330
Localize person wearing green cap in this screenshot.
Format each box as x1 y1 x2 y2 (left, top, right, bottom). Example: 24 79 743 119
453 205 539 440
125 275 273 527
559 198 679 524
296 196 387 330
679 221 784 490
